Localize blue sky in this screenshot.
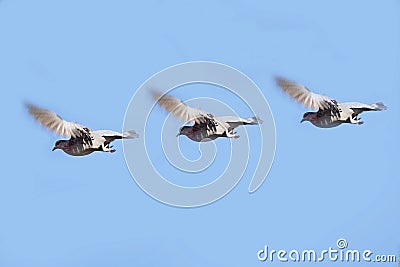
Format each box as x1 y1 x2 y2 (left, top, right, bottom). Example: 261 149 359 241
1 0 399 266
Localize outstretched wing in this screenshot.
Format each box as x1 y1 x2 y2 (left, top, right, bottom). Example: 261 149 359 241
276 77 337 111
151 91 214 124
26 103 89 138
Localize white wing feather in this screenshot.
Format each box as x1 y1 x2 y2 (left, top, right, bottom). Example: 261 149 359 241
26 104 87 138
152 91 213 124
276 77 336 110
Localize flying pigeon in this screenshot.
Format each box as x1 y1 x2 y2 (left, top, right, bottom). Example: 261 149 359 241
152 91 263 142
26 104 138 156
276 77 387 128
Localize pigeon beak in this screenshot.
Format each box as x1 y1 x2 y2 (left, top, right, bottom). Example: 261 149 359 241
300 118 306 123
176 132 181 137
52 147 57 151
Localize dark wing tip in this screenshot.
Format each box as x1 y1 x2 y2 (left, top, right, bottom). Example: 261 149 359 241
274 76 303 91
274 76 288 86
150 89 163 101
25 103 47 118
24 102 37 113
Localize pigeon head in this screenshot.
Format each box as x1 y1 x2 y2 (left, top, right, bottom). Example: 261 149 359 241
301 112 315 123
52 140 67 151
177 126 191 137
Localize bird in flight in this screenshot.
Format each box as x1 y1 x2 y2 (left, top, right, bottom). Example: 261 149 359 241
26 104 138 156
152 91 263 142
275 77 387 128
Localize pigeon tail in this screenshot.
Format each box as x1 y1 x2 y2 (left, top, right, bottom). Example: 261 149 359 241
371 102 387 111
245 116 263 125
122 130 139 139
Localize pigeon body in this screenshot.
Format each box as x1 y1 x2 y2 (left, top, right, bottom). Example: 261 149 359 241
27 104 138 156
152 91 263 142
276 77 387 128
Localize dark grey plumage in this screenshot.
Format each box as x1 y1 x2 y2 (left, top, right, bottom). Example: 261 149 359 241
152 91 263 142
27 104 138 156
276 77 387 128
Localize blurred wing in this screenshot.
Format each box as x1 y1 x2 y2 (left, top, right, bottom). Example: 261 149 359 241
276 77 336 110
26 103 87 138
152 91 214 124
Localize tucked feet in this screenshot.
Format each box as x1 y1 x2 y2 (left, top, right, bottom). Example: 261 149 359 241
226 130 240 139
350 116 364 125
102 144 116 153
227 134 240 139
105 148 116 153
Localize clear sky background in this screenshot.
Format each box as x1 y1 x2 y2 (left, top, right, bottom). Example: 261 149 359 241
1 0 399 266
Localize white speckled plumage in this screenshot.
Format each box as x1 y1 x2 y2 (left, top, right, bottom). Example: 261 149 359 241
152 91 263 142
27 104 138 156
276 77 387 128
